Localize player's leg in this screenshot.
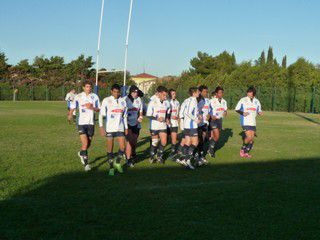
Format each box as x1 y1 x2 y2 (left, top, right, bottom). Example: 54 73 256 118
184 130 197 170
158 131 167 164
195 127 202 161
106 134 115 175
150 132 159 163
77 125 92 171
114 134 125 173
125 129 134 166
209 128 220 157
131 128 139 159
169 127 179 158
240 129 254 158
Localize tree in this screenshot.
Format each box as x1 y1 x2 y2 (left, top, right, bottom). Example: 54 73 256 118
0 52 9 79
282 55 287 69
267 47 274 64
258 51 266 65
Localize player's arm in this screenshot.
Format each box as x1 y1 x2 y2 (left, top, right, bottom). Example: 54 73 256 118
223 101 228 117
93 97 101 112
257 100 263 116
123 102 129 135
146 102 162 122
235 100 249 116
99 100 107 136
184 100 199 122
68 99 77 121
209 102 217 120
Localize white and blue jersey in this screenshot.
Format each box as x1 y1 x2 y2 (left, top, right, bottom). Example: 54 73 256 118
179 99 188 131
235 96 262 127
183 97 199 130
71 92 100 125
198 97 210 126
124 96 143 128
169 99 180 128
65 92 76 109
99 96 128 133
146 96 170 131
209 97 228 119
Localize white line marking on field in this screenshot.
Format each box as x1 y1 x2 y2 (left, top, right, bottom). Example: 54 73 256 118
135 180 248 191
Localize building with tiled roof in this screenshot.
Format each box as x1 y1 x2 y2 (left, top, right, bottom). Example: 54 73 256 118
132 73 158 94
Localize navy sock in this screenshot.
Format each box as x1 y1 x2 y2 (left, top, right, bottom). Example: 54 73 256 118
116 150 124 163
158 144 165 158
107 152 114 168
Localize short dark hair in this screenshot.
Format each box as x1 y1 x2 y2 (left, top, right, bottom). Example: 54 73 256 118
247 86 256 96
83 80 92 87
156 86 168 93
169 89 176 98
138 89 144 98
129 85 139 93
189 87 198 96
215 86 224 93
111 84 121 91
198 85 208 92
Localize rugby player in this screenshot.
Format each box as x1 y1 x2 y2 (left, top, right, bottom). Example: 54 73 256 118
146 86 170 164
235 86 263 158
196 85 210 165
208 86 228 158
182 87 201 169
65 88 76 123
99 84 128 176
175 96 188 165
68 81 100 171
168 89 180 158
124 85 143 167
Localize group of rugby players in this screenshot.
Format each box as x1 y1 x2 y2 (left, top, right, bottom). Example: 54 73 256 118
66 81 262 176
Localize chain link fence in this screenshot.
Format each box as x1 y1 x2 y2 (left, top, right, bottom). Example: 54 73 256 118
0 84 319 113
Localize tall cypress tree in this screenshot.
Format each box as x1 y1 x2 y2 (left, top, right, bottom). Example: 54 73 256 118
282 55 287 69
259 51 266 65
267 46 274 64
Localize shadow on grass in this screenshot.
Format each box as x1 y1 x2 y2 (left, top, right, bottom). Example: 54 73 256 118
214 128 233 153
294 113 320 125
1 157 320 239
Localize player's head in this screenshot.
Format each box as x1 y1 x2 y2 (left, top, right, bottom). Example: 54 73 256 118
247 86 256 99
129 85 139 99
111 84 121 99
189 87 199 98
169 89 176 100
70 88 76 94
198 85 208 98
82 81 92 94
138 89 144 98
157 86 168 101
215 86 224 99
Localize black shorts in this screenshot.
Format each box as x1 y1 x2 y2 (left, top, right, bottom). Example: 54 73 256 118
78 125 95 137
128 125 141 135
242 126 257 132
198 124 208 133
210 119 223 130
106 131 125 138
169 126 179 134
184 128 198 137
150 129 167 136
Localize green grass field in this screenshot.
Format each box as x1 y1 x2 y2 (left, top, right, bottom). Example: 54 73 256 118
1 101 320 240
